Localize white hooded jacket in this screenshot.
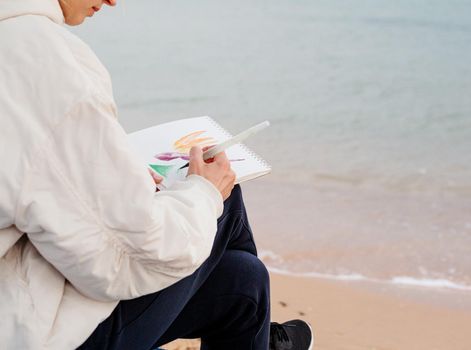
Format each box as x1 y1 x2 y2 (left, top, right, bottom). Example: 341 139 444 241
0 0 224 349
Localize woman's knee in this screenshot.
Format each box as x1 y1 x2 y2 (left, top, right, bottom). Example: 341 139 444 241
215 185 257 255
220 250 270 303
221 185 245 215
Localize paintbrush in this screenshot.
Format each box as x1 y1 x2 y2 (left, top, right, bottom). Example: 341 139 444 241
179 121 270 169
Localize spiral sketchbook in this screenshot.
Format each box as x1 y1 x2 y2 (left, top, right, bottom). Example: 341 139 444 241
128 116 271 189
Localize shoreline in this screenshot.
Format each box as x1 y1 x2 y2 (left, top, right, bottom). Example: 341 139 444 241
163 272 471 349
241 179 471 293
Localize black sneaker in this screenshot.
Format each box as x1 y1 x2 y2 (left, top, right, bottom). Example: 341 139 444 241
269 319 313 350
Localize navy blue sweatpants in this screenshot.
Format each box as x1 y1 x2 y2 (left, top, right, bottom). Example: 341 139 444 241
77 185 271 350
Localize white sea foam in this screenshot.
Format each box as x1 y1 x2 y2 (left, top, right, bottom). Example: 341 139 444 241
264 266 471 292
266 266 370 282
258 250 284 263
391 277 471 291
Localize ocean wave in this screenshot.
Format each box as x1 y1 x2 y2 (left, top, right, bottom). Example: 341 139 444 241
258 252 471 292
266 266 370 282
258 250 285 263
390 277 471 291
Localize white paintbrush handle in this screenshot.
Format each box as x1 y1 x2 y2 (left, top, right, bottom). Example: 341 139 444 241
202 121 270 160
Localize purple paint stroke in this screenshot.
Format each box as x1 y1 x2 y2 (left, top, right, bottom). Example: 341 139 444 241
154 152 190 161
155 152 245 163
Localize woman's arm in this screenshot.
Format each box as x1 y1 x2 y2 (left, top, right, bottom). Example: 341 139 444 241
15 92 225 301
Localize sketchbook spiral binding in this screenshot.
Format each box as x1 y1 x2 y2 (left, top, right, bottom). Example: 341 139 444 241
203 116 271 171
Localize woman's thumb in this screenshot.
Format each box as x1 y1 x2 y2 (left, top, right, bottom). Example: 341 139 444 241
190 146 203 160
188 146 203 174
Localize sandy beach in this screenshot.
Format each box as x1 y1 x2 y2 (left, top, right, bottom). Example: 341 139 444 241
163 272 471 350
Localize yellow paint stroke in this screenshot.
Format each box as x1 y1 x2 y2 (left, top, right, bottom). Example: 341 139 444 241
174 130 216 153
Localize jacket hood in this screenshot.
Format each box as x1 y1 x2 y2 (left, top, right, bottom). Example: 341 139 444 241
0 0 64 24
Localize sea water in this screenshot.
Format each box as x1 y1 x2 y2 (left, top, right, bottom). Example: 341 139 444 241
73 0 471 293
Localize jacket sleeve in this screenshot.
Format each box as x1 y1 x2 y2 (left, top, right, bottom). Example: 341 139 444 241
15 93 224 301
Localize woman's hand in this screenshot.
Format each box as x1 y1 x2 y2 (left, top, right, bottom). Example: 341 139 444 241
148 168 163 191
187 146 235 201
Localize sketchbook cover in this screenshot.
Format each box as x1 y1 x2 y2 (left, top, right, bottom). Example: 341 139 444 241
128 116 271 189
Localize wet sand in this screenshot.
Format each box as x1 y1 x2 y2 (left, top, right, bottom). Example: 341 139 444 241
162 272 471 350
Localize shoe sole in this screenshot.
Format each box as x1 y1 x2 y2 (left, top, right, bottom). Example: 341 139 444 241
307 322 314 350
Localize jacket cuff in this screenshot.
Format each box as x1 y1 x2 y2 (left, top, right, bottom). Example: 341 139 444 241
186 174 224 217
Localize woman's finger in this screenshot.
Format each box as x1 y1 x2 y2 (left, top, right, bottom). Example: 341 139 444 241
202 145 215 152
213 151 229 165
188 146 204 175
148 168 163 184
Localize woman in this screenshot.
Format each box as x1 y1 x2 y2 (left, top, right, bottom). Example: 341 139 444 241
0 0 313 349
